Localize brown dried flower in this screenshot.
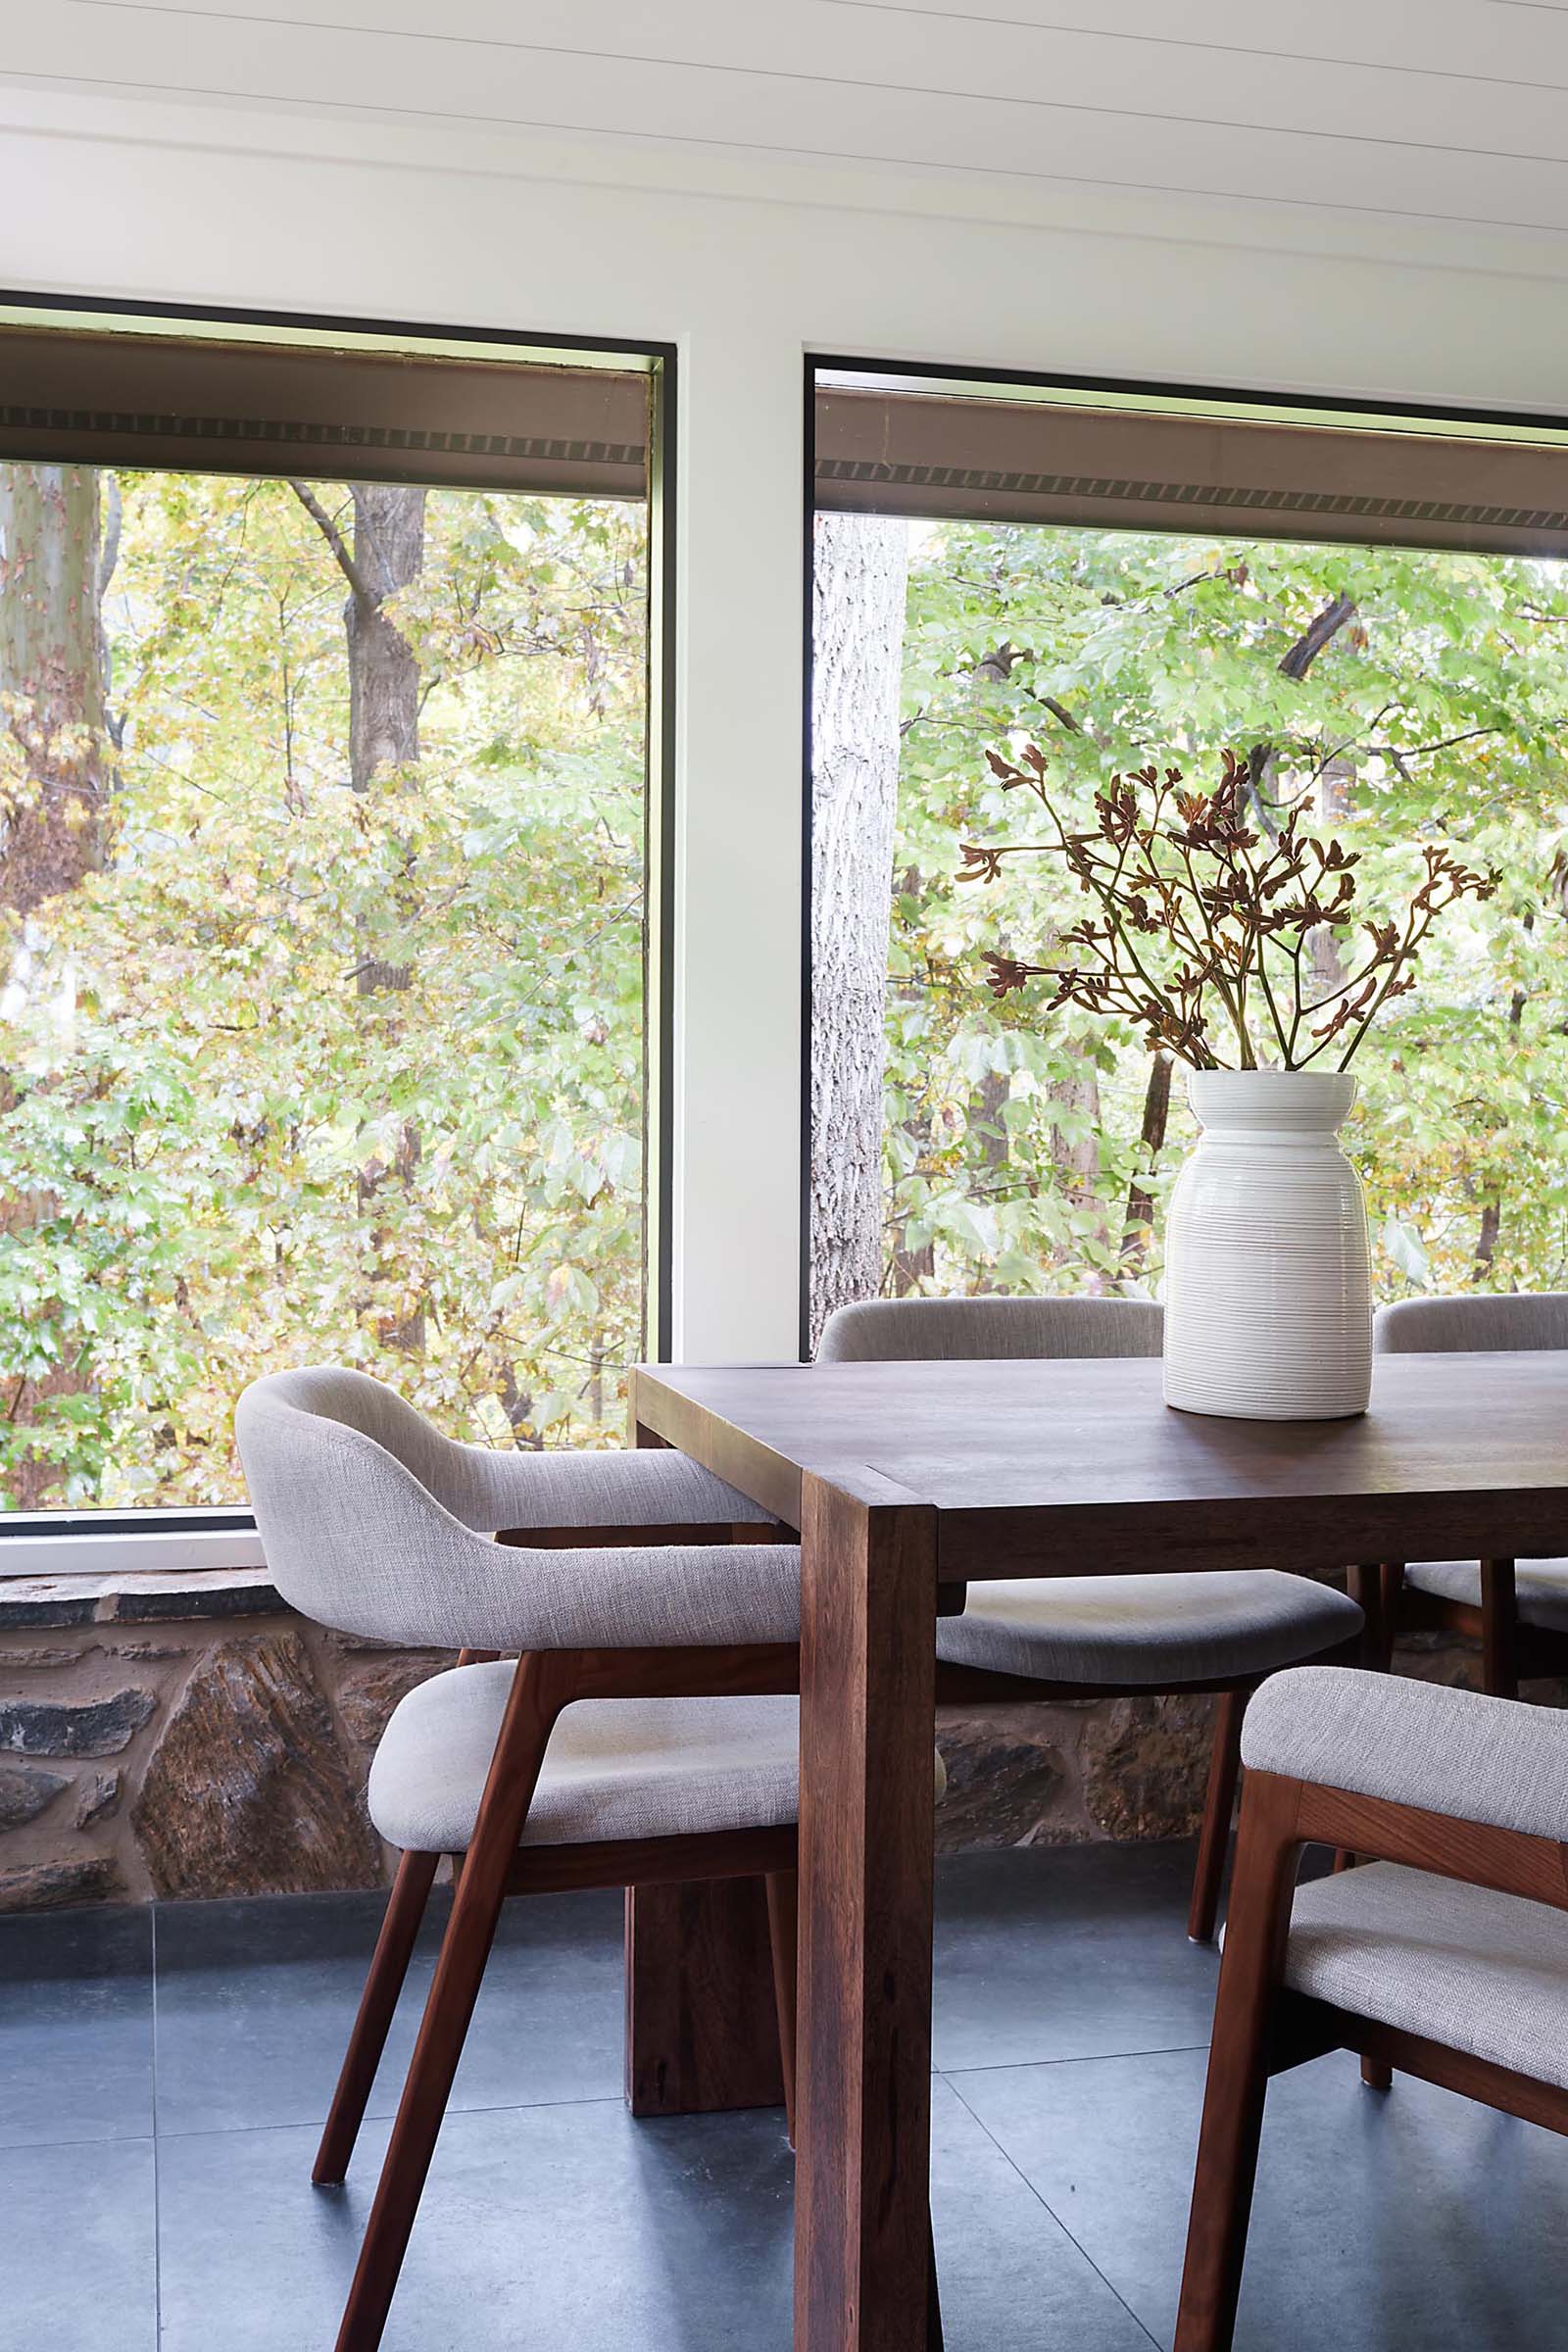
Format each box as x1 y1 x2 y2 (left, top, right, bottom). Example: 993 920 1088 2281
963 742 1498 1070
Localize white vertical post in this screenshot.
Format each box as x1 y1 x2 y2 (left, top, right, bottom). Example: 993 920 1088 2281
669 324 807 1363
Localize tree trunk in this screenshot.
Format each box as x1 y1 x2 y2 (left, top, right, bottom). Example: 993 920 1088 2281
0 464 108 1504
1121 1050 1172 1273
808 513 908 1348
348 485 424 996
294 480 429 1354
1048 1061 1106 1248
349 487 426 1349
1308 752 1355 998
0 464 107 914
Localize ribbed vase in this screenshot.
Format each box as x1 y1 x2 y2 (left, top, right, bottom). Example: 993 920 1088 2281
1162 1069 1372 1421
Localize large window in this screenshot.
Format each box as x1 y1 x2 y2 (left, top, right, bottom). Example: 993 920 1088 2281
808 370 1568 1343
0 314 664 1518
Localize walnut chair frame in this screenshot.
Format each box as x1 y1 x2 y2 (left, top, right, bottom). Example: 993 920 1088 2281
318 1632 815 2352
1175 1758 1568 2352
1380 1557 1568 1702
934 1637 1359 1947
1375 1292 1568 1702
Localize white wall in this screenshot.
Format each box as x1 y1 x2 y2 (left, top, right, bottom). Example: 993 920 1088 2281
8 85 1568 1360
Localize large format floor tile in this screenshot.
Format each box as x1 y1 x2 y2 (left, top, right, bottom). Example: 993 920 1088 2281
0 1899 153 2148
0 2136 157 2350
6 1842 1567 2350
156 2076 1157 2352
932 1843 1219 2074
955 2043 1568 2352
153 1883 625 2136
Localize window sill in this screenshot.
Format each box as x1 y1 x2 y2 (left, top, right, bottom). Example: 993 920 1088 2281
0 1527 266 1581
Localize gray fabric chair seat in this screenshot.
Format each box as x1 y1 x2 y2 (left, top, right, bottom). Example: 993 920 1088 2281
369 1664 948 1851
1405 1556 1568 1632
368 1667 804 1851
935 1570 1362 1686
1283 1861 1568 2091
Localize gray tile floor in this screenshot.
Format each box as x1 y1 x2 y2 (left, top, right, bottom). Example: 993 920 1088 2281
4 1841 1567 2351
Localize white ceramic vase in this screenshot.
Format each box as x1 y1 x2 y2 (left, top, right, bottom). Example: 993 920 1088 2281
1161 1068 1372 1421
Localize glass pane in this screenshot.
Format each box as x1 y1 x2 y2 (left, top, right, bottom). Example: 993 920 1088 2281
1 465 648 1508
809 510 1568 1340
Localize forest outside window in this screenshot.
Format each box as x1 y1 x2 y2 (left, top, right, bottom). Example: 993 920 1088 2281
808 368 1568 1347
0 316 662 1527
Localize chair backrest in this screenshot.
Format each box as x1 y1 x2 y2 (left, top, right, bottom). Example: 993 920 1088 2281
1375 1293 1568 1355
815 1294 1164 1363
234 1366 505 1638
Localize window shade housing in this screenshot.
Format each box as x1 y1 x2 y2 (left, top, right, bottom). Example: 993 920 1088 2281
814 380 1568 558
0 324 650 497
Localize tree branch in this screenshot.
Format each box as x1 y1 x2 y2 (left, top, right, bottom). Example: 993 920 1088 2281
289 480 370 606
1279 593 1357 681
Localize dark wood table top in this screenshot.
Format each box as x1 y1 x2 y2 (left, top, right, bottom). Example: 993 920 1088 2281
631 1351 1568 1579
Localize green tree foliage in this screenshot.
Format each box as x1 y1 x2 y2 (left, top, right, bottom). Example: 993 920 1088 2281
1 469 647 1506
888 522 1568 1304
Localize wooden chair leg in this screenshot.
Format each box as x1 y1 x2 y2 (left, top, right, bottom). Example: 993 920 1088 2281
332 1650 578 2352
1360 2053 1393 2091
1189 1690 1246 1943
314 1846 439 2186
1174 1773 1303 2352
1481 1560 1518 1700
764 1869 799 2148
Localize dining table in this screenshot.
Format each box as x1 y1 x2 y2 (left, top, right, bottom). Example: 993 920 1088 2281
626 1348 1568 2352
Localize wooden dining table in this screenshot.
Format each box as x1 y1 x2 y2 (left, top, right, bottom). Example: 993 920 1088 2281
627 1348 1568 2352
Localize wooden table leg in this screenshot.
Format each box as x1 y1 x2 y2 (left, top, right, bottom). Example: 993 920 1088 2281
1481 1559 1518 1700
624 1876 786 2116
1348 1562 1387 1671
796 1471 938 2352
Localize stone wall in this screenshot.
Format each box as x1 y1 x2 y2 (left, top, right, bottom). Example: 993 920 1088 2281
0 1570 1548 1910
0 1573 445 1911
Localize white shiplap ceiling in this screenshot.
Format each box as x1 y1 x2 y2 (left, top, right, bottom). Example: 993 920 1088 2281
8 0 1568 240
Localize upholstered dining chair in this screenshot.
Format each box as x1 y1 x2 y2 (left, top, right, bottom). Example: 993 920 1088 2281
1176 1667 1568 2352
1375 1293 1568 1697
816 1297 1366 1940
234 1366 820 2352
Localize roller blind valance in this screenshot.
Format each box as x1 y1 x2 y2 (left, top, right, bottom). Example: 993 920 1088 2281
814 383 1568 558
0 326 650 497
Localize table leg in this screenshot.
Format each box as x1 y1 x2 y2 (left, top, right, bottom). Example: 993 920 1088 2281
1347 1563 1387 1671
624 1877 786 2116
795 1472 939 2352
1481 1560 1518 1700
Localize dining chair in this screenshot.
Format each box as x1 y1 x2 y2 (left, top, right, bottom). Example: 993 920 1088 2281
1176 1665 1568 2352
1375 1293 1568 1697
234 1366 824 2352
816 1297 1366 1939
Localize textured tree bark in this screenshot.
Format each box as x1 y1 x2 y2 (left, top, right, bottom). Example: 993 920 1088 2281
293 480 429 1352
0 464 110 1504
1048 1061 1106 1246
808 514 908 1350
0 464 107 915
347 487 424 800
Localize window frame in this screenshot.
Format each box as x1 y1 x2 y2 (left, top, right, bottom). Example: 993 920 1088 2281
800 350 1568 1353
0 292 676 1569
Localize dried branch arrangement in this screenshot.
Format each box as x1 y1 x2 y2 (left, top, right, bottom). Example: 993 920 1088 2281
963 745 1496 1070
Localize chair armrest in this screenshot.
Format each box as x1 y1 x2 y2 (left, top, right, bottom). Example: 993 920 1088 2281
448 1441 779 1535
298 1518 803 1654
1242 1666 1568 1845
